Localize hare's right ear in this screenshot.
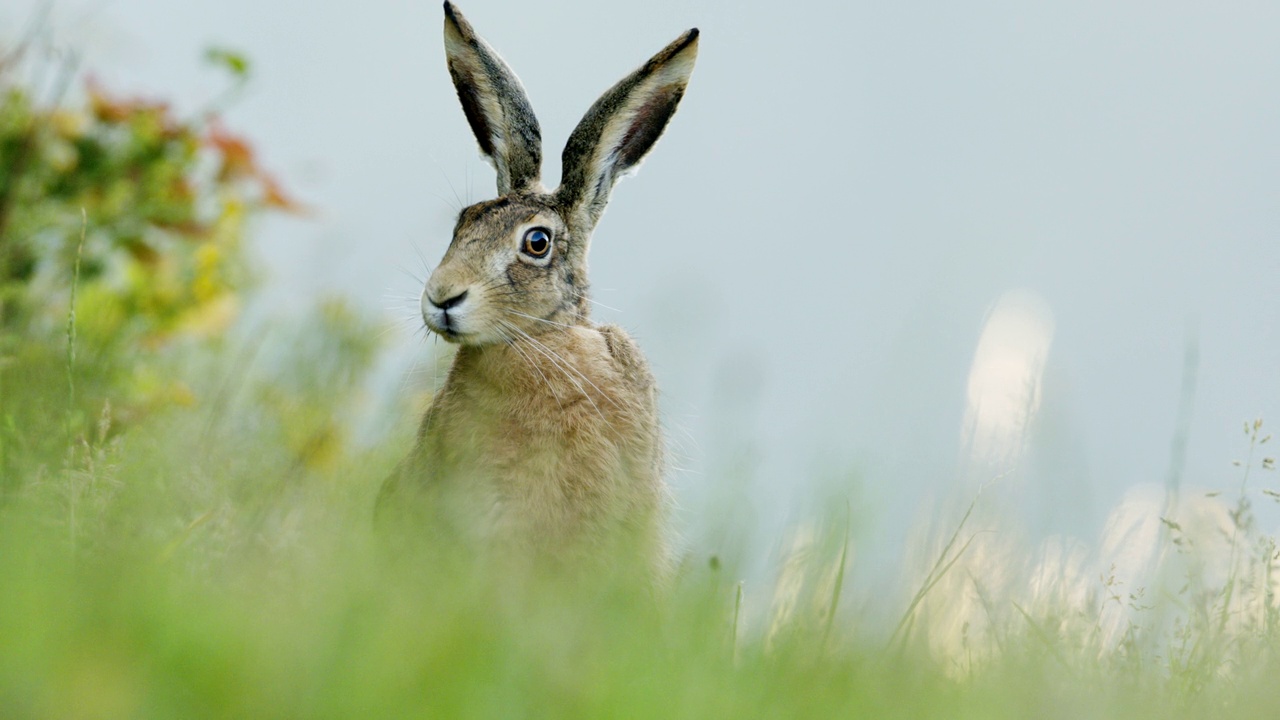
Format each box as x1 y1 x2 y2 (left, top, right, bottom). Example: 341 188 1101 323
443 2 542 195
556 29 698 231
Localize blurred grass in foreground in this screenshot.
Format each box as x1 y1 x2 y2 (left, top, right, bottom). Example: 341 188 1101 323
1 320 1279 720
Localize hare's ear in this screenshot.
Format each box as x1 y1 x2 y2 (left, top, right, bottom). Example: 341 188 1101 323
443 2 542 195
556 29 698 229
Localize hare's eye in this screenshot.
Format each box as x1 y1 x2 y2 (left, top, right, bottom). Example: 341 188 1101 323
521 227 552 258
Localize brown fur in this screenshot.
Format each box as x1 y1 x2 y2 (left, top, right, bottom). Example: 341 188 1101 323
377 2 698 573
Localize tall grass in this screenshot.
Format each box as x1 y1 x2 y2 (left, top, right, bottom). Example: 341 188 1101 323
1 313 1278 718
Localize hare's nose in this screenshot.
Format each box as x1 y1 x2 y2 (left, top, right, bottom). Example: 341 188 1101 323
429 289 469 311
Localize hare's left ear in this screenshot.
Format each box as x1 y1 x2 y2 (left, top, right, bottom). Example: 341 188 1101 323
556 29 699 230
444 2 542 195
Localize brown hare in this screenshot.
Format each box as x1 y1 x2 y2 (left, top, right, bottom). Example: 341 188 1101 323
378 2 698 574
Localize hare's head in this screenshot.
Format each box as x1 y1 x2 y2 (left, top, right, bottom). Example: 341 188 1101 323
421 2 698 345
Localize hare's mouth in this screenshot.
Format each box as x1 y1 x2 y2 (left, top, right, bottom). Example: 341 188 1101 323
425 317 465 343
430 327 473 345
423 300 469 340
424 313 481 344
424 314 458 341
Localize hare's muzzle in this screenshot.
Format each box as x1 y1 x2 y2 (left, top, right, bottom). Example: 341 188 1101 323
422 284 472 339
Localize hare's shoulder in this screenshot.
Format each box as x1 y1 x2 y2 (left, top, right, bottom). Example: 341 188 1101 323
592 324 655 390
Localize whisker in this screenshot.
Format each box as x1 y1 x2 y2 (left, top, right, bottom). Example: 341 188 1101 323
482 290 530 300
381 299 421 314
477 277 513 293
375 322 406 341
667 465 705 476
511 324 622 414
412 244 435 272
383 308 424 327
399 343 426 393
422 150 464 211
499 321 565 405
577 293 621 313
502 308 576 330
383 299 423 312
501 321 608 421
432 334 441 389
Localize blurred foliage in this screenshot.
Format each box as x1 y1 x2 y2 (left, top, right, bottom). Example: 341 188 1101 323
203 47 251 80
0 43 302 483
2 365 1279 719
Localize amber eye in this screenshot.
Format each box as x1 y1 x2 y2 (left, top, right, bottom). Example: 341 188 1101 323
521 227 552 258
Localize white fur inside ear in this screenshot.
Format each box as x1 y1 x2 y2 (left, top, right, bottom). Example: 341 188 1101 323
445 29 514 191
586 51 696 196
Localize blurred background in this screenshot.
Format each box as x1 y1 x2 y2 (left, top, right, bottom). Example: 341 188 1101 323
3 0 1277 590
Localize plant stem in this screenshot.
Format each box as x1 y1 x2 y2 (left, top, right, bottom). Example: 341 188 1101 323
66 209 85 421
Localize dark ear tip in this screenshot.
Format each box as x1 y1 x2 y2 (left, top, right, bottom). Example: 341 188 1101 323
443 1 462 26
673 28 699 54
444 1 472 39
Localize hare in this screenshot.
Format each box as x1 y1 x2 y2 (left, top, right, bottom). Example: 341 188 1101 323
377 2 698 573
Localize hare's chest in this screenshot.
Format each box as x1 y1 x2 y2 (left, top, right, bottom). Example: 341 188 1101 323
425 377 614 534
